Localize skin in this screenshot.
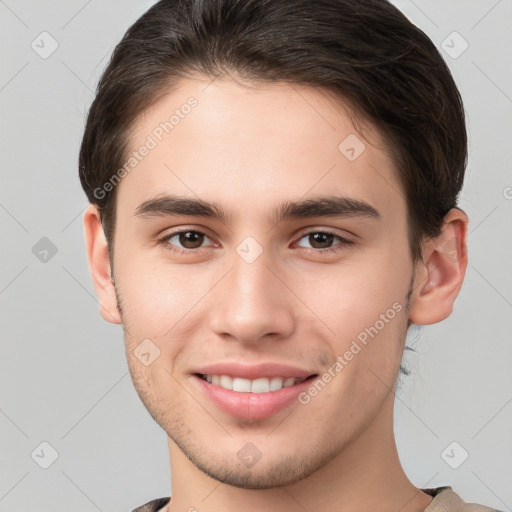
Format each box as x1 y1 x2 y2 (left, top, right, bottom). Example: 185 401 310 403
84 76 468 512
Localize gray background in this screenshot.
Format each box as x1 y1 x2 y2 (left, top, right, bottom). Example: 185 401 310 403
0 0 511 510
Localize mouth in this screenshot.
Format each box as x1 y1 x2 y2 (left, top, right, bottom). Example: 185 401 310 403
192 372 319 421
195 373 317 393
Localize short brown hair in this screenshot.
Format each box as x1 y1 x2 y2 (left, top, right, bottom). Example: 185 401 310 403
79 0 467 264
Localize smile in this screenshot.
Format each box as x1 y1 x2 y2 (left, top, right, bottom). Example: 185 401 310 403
193 373 319 421
198 374 312 393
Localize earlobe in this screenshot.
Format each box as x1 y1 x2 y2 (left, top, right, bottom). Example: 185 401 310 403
408 208 468 326
83 204 122 325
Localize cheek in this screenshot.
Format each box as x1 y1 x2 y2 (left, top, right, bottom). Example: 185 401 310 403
295 250 410 385
116 256 205 339
299 257 408 337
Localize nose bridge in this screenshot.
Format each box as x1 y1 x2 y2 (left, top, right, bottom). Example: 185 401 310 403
209 243 295 343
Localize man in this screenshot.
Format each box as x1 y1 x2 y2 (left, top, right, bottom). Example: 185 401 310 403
79 0 500 511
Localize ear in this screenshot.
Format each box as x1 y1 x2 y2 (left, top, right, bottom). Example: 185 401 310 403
83 204 122 324
408 208 468 325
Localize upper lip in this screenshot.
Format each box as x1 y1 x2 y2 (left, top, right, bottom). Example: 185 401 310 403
193 362 317 380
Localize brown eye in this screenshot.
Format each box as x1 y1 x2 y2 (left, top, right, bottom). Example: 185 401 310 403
294 230 354 255
297 231 339 249
178 231 205 249
308 232 335 249
162 230 210 251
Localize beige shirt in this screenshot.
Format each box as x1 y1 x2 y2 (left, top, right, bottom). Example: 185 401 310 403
421 486 501 512
131 486 503 512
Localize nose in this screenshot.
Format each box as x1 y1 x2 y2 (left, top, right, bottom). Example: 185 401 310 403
209 249 296 345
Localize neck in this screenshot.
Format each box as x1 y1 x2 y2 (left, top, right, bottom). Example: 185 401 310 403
166 392 433 512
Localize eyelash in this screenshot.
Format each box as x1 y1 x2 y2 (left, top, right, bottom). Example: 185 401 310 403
157 229 354 256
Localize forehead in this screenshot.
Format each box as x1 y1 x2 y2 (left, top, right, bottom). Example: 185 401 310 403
116 76 405 223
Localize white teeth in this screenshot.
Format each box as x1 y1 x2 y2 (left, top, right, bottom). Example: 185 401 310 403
283 377 295 387
233 377 251 392
202 374 306 393
220 375 232 389
251 378 270 393
269 377 284 391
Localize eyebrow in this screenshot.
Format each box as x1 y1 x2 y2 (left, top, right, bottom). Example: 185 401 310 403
134 194 381 224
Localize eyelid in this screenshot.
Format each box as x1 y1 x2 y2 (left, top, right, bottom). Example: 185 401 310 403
158 224 215 240
292 229 354 252
293 225 356 245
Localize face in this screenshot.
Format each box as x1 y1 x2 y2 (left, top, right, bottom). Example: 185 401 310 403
110 77 415 488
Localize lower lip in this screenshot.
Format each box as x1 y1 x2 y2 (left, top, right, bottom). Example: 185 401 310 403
192 374 318 421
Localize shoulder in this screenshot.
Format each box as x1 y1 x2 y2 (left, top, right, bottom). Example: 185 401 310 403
129 489 503 512
421 486 503 512
131 496 170 512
